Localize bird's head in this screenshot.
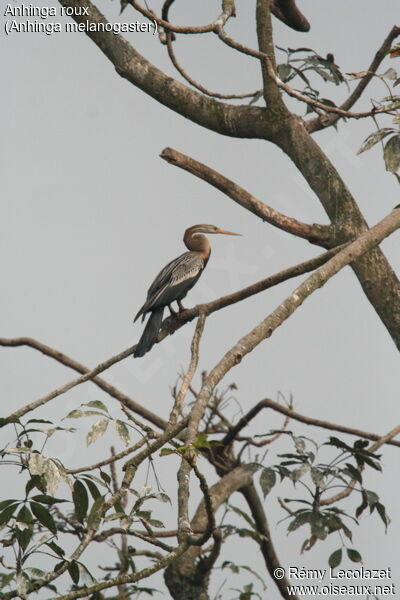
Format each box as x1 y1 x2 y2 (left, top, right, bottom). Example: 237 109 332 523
188 224 241 236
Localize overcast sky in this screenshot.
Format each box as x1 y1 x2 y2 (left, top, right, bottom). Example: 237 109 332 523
1 1 399 597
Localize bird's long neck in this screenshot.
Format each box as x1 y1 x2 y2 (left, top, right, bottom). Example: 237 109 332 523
183 228 211 260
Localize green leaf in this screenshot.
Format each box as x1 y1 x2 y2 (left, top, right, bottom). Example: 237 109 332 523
222 560 240 574
30 501 57 535
16 505 34 525
153 492 171 504
310 467 325 488
136 510 152 521
381 67 397 80
31 494 67 505
356 490 368 518
160 448 176 456
290 464 310 482
344 463 362 484
81 477 101 500
259 468 276 498
375 502 390 530
26 474 47 495
46 541 65 557
64 409 106 419
28 454 61 496
287 511 312 533
0 499 19 512
115 420 130 446
310 513 328 540
104 512 126 522
73 480 89 523
365 489 379 508
0 503 20 526
86 418 109 446
228 505 256 529
277 63 292 81
15 507 34 551
100 470 111 485
341 522 353 542
84 400 109 412
67 561 80 584
293 436 306 453
0 572 14 589
329 549 342 569
347 548 362 563
147 518 165 528
87 496 105 529
384 134 400 173
357 129 394 154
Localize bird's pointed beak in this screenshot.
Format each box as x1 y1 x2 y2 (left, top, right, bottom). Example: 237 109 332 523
215 228 241 236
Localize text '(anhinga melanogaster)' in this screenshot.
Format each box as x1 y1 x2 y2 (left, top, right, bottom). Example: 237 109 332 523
133 224 240 358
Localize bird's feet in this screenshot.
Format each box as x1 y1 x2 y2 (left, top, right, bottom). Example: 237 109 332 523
168 304 177 317
177 300 185 312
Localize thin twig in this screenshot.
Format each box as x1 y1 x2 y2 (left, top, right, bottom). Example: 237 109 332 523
166 35 258 100
65 437 148 474
222 398 400 449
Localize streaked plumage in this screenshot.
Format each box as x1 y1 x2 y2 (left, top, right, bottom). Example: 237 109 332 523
133 224 240 358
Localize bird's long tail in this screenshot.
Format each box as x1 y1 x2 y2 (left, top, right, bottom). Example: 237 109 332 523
134 307 164 358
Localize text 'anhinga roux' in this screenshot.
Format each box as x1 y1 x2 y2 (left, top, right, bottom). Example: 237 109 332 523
133 224 240 358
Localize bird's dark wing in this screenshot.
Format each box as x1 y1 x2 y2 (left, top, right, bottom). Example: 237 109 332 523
134 252 205 321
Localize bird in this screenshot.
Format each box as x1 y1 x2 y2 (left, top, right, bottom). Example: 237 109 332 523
133 224 240 358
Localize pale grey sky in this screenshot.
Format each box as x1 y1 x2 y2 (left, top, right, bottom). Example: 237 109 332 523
1 1 399 597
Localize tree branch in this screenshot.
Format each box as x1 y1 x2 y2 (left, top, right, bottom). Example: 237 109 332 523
241 482 299 600
57 0 277 141
256 0 283 109
307 26 400 133
277 117 400 350
160 147 331 245
0 337 166 429
222 398 400 448
165 464 257 600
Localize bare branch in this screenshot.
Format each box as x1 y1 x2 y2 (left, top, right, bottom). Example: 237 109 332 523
57 0 273 141
165 464 257 599
39 542 189 600
125 0 235 35
0 344 134 427
0 336 165 429
171 314 206 426
166 35 258 100
66 437 148 474
241 483 299 600
94 528 174 552
160 147 331 245
256 0 282 108
223 398 400 449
